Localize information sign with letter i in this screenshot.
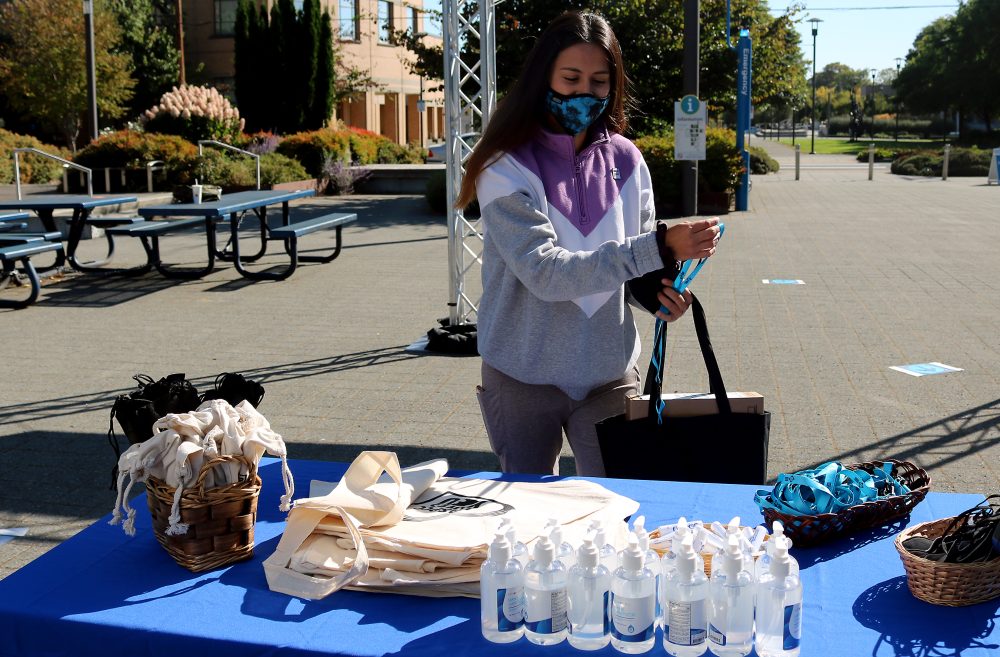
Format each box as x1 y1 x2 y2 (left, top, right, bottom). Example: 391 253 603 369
674 95 706 161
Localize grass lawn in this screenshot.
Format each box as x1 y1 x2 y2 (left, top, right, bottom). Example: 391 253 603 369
772 137 941 155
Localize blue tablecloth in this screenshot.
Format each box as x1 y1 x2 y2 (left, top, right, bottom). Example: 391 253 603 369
0 458 996 657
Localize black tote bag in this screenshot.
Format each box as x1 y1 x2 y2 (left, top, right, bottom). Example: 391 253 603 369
596 294 770 484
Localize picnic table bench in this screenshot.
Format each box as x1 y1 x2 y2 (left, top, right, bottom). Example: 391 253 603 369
133 190 356 281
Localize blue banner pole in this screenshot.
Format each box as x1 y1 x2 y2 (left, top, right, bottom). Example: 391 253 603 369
735 29 752 211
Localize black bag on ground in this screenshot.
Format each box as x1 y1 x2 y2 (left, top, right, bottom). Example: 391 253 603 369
425 318 478 355
200 372 265 408
107 373 201 487
596 294 770 484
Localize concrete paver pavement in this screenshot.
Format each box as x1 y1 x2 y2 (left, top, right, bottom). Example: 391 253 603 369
1 143 998 579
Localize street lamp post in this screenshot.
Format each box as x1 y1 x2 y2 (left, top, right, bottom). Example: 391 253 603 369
869 69 877 140
808 18 822 154
82 0 99 143
894 57 902 143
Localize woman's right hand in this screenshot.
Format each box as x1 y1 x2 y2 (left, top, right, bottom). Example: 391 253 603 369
663 217 721 261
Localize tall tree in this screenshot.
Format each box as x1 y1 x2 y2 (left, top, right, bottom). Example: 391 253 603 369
391 0 807 135
234 0 258 130
0 0 135 149
300 0 321 126
107 0 179 119
309 9 335 129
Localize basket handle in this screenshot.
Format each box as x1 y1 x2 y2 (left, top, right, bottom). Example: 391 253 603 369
194 454 257 493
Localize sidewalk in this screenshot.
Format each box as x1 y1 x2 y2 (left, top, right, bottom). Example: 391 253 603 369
1 155 998 579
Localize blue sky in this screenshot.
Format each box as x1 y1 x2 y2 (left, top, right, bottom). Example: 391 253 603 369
422 1 960 77
771 1 961 75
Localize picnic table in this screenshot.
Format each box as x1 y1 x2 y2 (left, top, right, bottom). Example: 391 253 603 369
0 194 140 274
131 189 355 280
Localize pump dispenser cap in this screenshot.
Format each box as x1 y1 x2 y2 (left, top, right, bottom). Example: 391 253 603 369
533 536 555 567
577 536 599 569
633 515 650 551
770 542 792 579
590 519 608 548
675 534 698 578
672 517 691 553
722 534 743 579
546 518 564 546
490 532 512 564
499 518 517 545
622 533 644 571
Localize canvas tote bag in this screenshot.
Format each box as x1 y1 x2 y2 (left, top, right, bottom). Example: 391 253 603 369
264 450 639 600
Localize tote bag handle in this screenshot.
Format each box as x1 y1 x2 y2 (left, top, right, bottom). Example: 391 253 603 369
643 292 733 420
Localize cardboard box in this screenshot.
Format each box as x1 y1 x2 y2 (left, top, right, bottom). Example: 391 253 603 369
625 391 765 420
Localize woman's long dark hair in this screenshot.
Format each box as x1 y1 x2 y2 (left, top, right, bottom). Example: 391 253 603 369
456 11 632 209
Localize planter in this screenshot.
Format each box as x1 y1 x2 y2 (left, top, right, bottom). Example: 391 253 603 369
699 190 733 215
268 178 322 193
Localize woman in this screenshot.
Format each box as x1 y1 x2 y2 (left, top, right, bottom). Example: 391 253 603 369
457 10 721 476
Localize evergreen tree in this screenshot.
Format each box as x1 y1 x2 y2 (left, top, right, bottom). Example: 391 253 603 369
311 9 335 129
300 0 321 128
233 0 256 131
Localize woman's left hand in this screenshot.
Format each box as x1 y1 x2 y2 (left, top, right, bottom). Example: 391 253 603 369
655 284 693 322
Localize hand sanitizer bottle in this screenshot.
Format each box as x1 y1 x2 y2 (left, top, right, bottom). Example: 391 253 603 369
499 518 529 569
524 535 568 645
755 543 802 657
755 521 798 582
632 516 662 629
590 519 619 572
663 534 708 657
708 535 754 656
610 534 656 654
480 532 525 643
546 518 576 570
567 536 612 650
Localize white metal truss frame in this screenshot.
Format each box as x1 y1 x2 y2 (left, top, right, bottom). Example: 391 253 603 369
442 0 495 325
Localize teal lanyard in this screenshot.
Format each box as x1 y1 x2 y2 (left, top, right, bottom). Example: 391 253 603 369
650 223 724 423
754 461 911 517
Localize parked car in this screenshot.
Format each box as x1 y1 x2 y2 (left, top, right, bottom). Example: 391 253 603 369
427 133 480 162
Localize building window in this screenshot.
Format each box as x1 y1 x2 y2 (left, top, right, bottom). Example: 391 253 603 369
409 6 418 33
339 0 358 40
378 0 393 43
214 0 237 36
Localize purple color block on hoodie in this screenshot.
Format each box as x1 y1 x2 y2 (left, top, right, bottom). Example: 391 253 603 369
508 125 641 238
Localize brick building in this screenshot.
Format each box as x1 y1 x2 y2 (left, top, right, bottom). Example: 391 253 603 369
181 0 444 146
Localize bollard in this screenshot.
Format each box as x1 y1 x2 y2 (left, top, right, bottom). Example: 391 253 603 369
942 143 951 181
795 144 801 181
868 143 875 181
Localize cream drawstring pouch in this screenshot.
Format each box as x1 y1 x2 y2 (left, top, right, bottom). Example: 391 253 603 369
109 399 294 537
263 450 638 600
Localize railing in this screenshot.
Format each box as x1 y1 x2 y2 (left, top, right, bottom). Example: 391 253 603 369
197 140 260 190
13 148 93 199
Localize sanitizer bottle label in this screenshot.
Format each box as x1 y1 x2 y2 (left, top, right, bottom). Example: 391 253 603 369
525 589 567 634
708 623 726 646
610 593 655 642
783 602 802 650
666 599 707 646
496 586 524 631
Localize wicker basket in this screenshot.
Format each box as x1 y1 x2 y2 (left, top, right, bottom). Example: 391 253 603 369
759 459 931 548
650 524 769 577
145 454 261 572
895 517 1000 606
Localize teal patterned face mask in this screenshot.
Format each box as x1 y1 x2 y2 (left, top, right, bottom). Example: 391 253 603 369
545 89 610 135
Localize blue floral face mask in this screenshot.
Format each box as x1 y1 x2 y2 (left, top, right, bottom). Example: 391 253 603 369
545 89 610 135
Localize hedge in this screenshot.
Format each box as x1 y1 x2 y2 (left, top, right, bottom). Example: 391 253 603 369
0 129 71 184
635 127 742 213
749 146 780 174
826 115 952 138
890 147 991 177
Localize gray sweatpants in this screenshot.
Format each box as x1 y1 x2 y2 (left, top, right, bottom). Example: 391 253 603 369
476 362 640 477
